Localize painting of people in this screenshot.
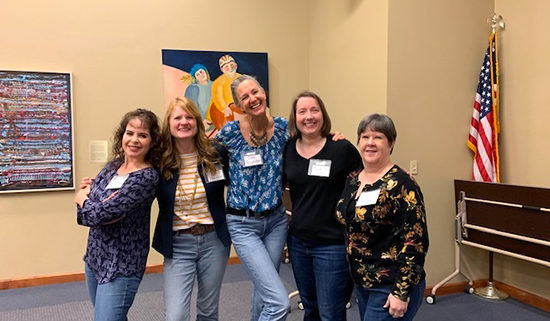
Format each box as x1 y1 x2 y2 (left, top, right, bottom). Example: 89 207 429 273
162 50 268 137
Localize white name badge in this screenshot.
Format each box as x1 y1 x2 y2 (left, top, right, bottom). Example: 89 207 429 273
241 150 263 167
105 174 129 190
205 167 225 183
356 189 381 207
308 159 332 177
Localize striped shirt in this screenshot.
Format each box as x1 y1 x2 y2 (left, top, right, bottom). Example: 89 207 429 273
173 153 214 230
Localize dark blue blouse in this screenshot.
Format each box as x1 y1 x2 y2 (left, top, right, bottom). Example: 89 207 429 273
77 160 159 284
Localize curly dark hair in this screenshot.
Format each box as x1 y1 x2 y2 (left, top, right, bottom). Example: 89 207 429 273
111 108 162 167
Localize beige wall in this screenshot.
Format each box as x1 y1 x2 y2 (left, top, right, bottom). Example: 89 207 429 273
0 0 310 280
387 0 495 288
307 0 388 139
1 0 549 301
306 0 550 299
492 0 550 298
387 0 550 299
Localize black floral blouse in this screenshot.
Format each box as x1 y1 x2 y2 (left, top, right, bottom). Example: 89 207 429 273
336 165 428 300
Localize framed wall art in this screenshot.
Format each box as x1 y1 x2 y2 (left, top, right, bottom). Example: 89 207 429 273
0 70 74 193
162 49 268 137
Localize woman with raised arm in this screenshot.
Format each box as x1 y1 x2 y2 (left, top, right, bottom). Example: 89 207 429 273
216 75 290 321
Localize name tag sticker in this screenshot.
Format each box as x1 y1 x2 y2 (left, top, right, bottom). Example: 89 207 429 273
308 159 332 177
241 150 263 167
205 166 225 183
356 189 381 207
105 174 129 190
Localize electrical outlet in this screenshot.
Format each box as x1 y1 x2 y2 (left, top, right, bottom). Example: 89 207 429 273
409 160 418 175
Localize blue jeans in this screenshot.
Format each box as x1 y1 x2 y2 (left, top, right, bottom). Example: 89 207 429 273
163 230 230 321
226 206 290 321
85 264 141 321
287 234 353 321
355 280 425 321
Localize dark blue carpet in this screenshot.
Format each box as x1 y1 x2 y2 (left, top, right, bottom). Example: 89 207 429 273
1 263 548 321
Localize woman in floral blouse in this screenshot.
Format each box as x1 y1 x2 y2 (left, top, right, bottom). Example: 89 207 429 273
75 109 161 321
216 75 290 321
336 114 428 321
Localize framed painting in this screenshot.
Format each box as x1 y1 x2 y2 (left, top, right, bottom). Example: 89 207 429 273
0 70 74 193
162 49 268 137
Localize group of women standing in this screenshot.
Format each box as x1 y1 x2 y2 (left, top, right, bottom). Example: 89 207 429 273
75 74 428 321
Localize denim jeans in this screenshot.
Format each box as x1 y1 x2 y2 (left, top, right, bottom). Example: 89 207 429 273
85 264 141 321
163 230 230 321
287 234 353 321
226 206 290 321
355 280 425 321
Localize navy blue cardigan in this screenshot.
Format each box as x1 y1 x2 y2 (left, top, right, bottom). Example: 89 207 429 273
152 146 231 258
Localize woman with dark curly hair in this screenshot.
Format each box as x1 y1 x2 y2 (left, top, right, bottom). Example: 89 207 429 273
75 108 161 321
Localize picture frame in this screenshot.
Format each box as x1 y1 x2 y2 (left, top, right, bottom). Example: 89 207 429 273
0 70 75 193
162 49 268 137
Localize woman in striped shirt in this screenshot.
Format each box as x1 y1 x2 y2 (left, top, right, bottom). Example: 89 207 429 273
153 97 231 321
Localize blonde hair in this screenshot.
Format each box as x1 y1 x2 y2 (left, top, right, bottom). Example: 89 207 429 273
158 97 220 180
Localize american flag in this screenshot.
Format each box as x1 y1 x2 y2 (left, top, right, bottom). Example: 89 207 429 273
467 33 500 182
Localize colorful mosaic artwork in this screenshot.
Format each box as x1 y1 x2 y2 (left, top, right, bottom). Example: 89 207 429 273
0 71 74 193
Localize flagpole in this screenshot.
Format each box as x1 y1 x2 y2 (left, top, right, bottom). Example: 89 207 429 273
490 14 503 183
488 13 505 35
473 13 509 301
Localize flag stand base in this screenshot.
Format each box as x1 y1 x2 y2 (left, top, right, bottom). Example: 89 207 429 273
474 281 509 300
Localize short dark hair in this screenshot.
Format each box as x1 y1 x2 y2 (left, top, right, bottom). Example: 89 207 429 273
288 91 332 139
111 108 161 166
356 114 397 151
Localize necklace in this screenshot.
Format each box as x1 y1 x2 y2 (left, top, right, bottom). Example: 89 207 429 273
176 172 199 209
250 131 267 146
176 153 199 210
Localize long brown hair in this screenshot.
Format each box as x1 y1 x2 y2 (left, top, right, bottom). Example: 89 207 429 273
111 108 162 165
158 97 220 180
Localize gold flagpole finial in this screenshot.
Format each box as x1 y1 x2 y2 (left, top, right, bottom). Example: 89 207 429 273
487 13 505 34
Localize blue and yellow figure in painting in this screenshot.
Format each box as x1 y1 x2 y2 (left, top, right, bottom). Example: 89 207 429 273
208 55 243 130
184 64 213 126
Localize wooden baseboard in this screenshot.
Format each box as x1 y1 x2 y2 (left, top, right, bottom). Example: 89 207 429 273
227 256 241 265
0 257 242 291
424 279 487 296
425 279 550 313
0 272 86 290
493 280 550 313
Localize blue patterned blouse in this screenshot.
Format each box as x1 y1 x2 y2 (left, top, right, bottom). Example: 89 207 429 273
216 117 289 212
77 159 159 284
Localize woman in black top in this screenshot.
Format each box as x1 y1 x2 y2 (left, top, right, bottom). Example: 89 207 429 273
284 91 361 321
